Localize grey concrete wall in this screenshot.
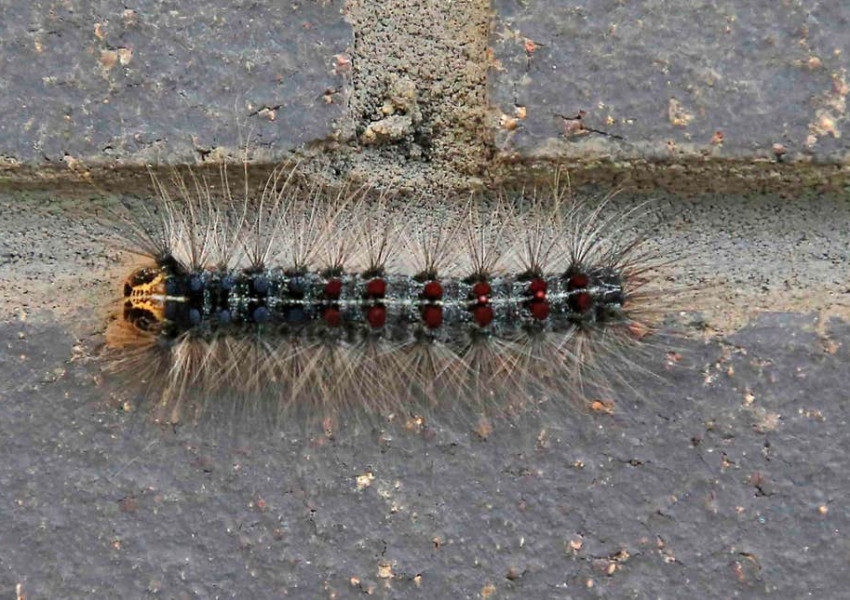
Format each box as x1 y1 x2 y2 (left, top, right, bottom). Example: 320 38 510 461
0 1 350 172
2 0 847 193
2 299 850 598
490 0 850 192
1 1 849 598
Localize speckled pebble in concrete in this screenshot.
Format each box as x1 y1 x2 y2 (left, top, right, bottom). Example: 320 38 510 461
0 313 848 598
490 1 850 173
0 0 350 167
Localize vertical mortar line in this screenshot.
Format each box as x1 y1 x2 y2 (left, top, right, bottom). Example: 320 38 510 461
341 0 496 191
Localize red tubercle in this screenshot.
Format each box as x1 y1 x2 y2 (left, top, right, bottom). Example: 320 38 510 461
324 278 342 299
524 279 548 316
366 306 386 328
322 307 342 327
528 278 547 295
527 278 548 303
423 280 443 300
422 305 443 329
469 280 494 326
364 277 388 328
472 281 491 298
422 281 443 328
365 278 387 298
567 272 590 291
529 300 550 320
472 305 494 327
469 281 495 327
566 271 592 313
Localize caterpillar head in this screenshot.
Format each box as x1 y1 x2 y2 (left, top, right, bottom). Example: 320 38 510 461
121 266 168 334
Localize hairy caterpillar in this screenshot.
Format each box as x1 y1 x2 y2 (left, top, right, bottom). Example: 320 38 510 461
103 164 668 431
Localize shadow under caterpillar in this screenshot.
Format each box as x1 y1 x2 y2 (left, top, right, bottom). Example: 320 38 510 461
102 164 675 433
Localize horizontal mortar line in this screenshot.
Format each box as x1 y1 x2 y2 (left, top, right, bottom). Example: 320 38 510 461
2 152 849 195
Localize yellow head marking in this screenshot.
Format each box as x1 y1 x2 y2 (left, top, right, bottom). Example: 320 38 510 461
122 267 167 332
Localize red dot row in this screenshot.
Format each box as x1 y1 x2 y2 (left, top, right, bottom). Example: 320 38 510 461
470 281 494 326
525 273 594 321
317 273 593 330
318 277 443 330
320 277 402 329
364 277 387 328
421 280 443 329
322 277 344 326
526 278 548 320
566 272 592 313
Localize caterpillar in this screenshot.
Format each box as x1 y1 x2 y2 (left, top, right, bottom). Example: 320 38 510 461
102 164 669 432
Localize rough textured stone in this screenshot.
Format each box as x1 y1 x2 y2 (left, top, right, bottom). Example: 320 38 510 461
1 1 849 596
1 186 849 598
0 0 350 168
0 313 848 598
336 0 492 192
490 0 850 191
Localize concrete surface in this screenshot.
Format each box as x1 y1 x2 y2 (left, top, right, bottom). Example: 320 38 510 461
340 0 492 191
1 306 848 598
0 0 350 169
2 184 850 596
3 0 849 194
0 0 496 194
1 0 849 598
490 0 850 193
